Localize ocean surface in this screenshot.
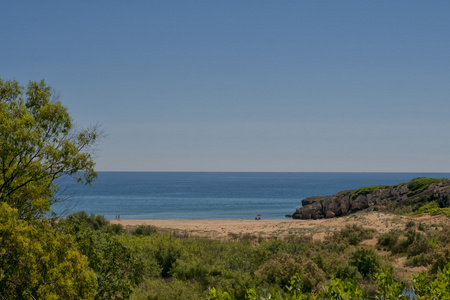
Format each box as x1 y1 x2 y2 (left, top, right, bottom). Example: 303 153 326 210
52 172 450 220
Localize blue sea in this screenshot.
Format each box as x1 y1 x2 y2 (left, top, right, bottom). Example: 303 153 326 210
52 172 450 220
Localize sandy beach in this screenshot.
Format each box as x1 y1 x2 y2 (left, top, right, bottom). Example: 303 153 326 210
109 211 448 241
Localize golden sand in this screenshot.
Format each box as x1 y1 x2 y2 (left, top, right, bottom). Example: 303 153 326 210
109 212 446 241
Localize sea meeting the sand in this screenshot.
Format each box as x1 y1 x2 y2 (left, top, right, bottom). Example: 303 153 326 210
55 172 450 221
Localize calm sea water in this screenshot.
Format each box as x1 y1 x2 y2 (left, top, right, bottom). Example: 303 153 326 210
52 172 450 220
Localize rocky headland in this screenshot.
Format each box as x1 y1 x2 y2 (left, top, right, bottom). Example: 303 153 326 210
292 177 450 220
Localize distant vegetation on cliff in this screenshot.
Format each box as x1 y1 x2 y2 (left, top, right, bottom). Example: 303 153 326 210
293 177 450 220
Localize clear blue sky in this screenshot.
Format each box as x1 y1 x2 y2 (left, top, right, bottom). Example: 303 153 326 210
2 1 449 172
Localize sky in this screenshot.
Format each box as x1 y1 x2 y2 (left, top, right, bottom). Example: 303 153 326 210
1 1 450 172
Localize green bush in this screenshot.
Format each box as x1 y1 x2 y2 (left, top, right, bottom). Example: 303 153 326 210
375 268 408 300
333 224 375 246
407 177 446 196
106 223 126 234
349 248 381 279
132 278 206 300
429 245 450 274
438 226 450 245
324 276 366 300
299 259 326 293
378 229 419 254
64 211 127 234
405 253 432 267
59 214 145 299
378 230 402 250
170 259 209 281
0 203 97 300
65 211 109 231
153 239 182 278
255 252 301 287
413 201 440 215
214 264 450 300
407 232 431 258
412 264 450 299
333 263 361 280
131 225 158 236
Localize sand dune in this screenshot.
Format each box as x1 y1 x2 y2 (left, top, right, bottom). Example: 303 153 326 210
109 212 447 241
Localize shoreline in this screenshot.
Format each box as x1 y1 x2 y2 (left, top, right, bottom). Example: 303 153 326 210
108 212 437 241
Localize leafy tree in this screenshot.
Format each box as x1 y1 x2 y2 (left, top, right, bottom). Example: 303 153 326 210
0 78 102 298
324 276 366 300
0 202 97 299
412 265 450 299
0 78 99 219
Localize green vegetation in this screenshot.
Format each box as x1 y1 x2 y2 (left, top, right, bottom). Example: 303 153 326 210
0 203 97 299
407 177 447 196
52 214 450 299
377 223 450 273
411 201 450 217
336 176 450 216
337 185 391 199
0 78 121 299
209 264 450 299
0 78 100 220
331 224 376 245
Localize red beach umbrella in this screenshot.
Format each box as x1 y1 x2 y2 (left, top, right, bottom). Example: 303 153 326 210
257 214 262 216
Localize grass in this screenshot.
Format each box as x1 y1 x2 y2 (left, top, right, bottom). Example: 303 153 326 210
337 185 391 199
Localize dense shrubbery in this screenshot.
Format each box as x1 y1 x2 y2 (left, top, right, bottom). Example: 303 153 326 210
349 248 381 278
114 219 450 299
34 218 386 299
59 211 145 299
2 207 449 299
210 264 450 299
49 217 432 299
378 222 450 273
0 203 97 299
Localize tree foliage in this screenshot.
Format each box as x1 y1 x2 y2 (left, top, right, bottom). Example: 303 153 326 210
0 202 97 299
0 78 102 298
60 212 145 299
209 266 450 300
0 78 99 219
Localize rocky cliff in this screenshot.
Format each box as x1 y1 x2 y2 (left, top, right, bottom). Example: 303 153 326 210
292 178 450 220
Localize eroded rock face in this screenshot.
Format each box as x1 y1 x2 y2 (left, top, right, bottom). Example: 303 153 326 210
292 180 450 220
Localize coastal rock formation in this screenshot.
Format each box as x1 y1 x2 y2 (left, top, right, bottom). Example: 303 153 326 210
292 178 450 220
